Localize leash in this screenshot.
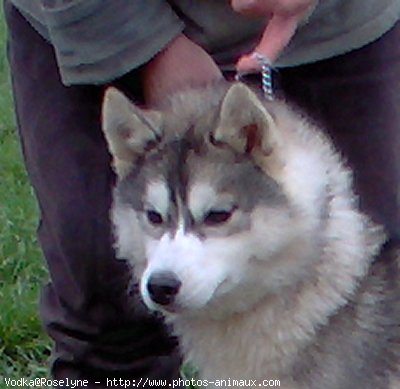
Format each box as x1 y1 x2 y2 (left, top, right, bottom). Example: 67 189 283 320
235 52 274 101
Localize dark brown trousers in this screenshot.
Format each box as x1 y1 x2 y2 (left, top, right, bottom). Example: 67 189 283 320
5 3 181 388
5 1 400 386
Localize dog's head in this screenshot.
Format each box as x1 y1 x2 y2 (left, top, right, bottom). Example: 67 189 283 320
102 83 336 318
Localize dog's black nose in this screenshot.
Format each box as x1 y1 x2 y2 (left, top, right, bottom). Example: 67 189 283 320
147 271 181 306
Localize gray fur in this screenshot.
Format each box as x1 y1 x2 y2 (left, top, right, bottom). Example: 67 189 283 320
103 82 400 388
113 84 287 239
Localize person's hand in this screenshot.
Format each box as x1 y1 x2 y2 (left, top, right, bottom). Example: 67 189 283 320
142 34 223 107
231 0 317 72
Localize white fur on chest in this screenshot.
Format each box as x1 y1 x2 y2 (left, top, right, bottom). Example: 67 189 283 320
169 295 314 386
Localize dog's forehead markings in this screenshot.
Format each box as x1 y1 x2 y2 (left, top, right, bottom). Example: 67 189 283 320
145 179 169 214
188 183 218 220
175 220 185 238
175 196 188 232
188 182 236 220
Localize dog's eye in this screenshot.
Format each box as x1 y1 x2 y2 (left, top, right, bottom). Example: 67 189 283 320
204 209 233 226
146 210 163 225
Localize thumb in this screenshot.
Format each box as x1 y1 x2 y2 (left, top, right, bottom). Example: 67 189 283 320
236 13 300 73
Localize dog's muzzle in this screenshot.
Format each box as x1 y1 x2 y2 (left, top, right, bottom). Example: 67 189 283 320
147 271 182 306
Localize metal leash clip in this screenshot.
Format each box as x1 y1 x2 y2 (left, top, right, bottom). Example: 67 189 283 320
254 52 274 101
235 52 274 101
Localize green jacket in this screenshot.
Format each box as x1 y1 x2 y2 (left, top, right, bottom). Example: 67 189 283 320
9 0 400 85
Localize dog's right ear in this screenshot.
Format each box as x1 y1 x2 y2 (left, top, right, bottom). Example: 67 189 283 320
213 83 285 179
102 87 163 178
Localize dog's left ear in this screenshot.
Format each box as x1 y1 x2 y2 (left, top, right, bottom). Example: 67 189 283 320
102 87 163 178
213 83 284 172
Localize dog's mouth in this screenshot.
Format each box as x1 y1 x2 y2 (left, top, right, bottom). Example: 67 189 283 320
141 283 224 316
140 265 240 316
153 301 183 315
213 276 233 297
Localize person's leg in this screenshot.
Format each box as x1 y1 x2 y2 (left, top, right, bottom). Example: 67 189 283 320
279 22 400 240
5 2 181 386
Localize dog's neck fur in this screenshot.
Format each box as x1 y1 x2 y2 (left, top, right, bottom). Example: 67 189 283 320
168 196 384 386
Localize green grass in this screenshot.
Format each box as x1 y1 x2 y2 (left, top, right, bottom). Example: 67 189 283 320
0 6 52 386
0 8 197 387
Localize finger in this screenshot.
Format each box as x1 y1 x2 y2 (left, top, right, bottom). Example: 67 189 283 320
255 13 299 62
236 53 261 74
231 0 270 16
236 13 300 73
